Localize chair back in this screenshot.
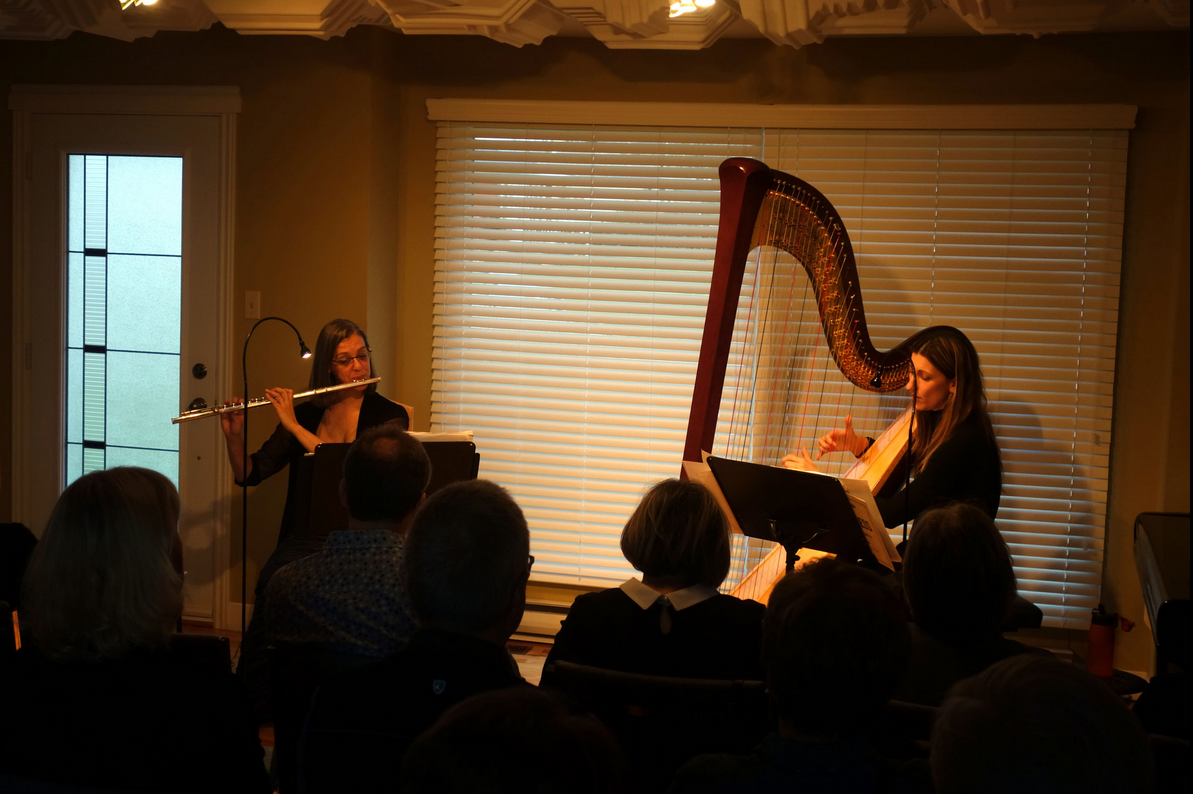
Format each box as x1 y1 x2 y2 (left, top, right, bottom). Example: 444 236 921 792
267 643 378 793
1150 733 1191 794
543 660 771 792
1 601 16 658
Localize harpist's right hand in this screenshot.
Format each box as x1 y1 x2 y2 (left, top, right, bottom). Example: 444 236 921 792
815 414 867 459
219 398 245 439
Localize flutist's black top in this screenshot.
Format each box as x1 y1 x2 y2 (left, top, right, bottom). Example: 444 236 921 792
239 391 409 543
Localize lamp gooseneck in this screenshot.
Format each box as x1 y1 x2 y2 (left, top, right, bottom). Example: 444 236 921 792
238 316 311 638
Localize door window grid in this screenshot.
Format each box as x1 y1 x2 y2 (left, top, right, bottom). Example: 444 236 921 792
65 153 184 487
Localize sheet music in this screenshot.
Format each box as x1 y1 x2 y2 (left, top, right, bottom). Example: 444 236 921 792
839 477 901 569
684 455 745 535
408 431 475 443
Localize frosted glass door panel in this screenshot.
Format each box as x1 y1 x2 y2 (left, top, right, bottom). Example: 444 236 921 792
107 156 182 256
65 154 182 487
106 448 180 485
106 351 180 451
108 255 182 354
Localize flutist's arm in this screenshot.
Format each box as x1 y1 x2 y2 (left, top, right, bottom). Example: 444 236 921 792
220 399 253 483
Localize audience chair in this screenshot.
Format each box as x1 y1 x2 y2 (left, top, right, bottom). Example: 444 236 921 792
168 632 232 674
543 660 771 792
1149 733 1190 794
1002 595 1044 632
0 773 181 793
1 601 15 658
868 698 938 762
267 643 379 794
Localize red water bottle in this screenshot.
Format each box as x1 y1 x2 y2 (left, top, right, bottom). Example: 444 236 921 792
1087 603 1116 678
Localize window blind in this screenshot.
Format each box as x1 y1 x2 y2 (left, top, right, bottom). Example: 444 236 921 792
433 118 1128 629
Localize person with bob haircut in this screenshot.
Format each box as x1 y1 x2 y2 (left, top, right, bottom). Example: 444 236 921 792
0 467 269 793
544 478 766 681
932 655 1154 794
784 325 1002 528
893 503 1050 706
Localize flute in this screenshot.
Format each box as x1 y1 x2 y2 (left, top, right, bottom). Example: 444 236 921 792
171 377 382 424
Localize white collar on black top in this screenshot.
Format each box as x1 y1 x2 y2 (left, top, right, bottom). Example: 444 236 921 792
619 578 717 611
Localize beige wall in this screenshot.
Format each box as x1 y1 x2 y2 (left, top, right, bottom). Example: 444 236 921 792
1 29 1187 669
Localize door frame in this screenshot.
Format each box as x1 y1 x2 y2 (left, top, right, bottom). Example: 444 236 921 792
9 85 241 628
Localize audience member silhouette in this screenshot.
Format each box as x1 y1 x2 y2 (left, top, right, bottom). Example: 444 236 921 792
0 467 269 793
670 557 912 794
544 478 765 682
300 478 531 792
894 502 1051 706
0 520 36 611
263 424 429 654
401 687 628 794
932 654 1155 794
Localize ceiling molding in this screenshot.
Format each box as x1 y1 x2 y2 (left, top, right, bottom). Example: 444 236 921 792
0 0 1186 48
425 98 1139 129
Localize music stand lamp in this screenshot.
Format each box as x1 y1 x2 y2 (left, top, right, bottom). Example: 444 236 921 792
239 317 311 636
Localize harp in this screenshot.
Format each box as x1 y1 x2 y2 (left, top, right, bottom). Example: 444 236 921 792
683 158 932 604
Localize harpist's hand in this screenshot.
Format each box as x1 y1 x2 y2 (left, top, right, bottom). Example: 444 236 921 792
815 414 867 459
781 448 821 473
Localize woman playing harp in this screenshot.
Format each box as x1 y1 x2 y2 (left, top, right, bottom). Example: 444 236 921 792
782 325 1002 529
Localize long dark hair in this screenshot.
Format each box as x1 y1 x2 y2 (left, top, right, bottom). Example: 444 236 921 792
910 326 998 474
308 318 378 407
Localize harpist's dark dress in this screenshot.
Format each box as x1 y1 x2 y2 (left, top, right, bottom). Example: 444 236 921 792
873 411 1001 528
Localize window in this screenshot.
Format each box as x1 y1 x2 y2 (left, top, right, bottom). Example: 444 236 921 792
430 103 1131 629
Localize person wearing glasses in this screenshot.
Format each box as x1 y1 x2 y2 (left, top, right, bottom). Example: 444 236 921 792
219 318 409 719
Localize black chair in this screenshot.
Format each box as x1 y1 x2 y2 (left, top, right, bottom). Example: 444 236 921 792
542 660 772 793
168 632 232 674
1 601 15 659
298 704 417 794
868 698 938 762
267 643 378 794
1002 594 1044 632
1150 733 1191 794
0 773 181 793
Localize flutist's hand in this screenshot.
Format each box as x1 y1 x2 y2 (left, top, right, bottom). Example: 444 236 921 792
781 448 821 473
814 414 868 459
219 398 251 483
264 388 299 433
219 398 245 439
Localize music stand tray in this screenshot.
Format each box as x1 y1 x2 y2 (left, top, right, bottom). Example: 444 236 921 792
705 456 878 572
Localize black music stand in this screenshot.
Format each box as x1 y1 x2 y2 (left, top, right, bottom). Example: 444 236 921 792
306 440 481 533
706 456 874 573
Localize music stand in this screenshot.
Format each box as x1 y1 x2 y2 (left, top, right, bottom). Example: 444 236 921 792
706 456 874 573
305 440 482 533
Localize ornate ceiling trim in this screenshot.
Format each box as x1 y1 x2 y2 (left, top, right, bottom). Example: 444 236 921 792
0 0 1186 48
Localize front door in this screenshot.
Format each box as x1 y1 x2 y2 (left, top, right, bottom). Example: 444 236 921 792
15 99 233 624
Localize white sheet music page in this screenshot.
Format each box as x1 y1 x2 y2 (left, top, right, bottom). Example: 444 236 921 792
685 454 745 535
839 477 901 569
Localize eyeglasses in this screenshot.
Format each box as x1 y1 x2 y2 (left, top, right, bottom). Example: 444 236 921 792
527 554 535 572
331 350 371 367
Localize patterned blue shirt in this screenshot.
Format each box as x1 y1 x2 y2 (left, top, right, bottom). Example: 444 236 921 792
262 529 415 657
